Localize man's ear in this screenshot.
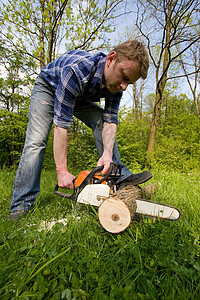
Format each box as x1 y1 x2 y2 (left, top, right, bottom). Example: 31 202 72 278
106 51 117 67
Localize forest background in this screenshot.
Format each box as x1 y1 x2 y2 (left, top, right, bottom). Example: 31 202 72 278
0 1 200 298
0 0 199 173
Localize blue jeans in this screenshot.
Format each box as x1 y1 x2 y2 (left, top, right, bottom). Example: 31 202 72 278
10 76 132 212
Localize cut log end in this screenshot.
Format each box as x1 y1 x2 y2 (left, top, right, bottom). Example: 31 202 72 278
98 198 132 233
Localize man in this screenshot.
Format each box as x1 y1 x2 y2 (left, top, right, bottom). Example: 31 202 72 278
9 40 152 221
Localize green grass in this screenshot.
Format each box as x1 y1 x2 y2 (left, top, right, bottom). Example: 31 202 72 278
0 168 200 299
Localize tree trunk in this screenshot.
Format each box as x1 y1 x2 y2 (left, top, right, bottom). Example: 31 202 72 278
147 0 172 159
147 89 162 155
133 83 140 119
40 1 45 68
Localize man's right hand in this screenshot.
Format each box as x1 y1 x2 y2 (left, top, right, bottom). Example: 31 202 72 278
57 170 76 189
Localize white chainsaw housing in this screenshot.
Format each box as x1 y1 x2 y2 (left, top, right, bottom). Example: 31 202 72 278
77 184 110 206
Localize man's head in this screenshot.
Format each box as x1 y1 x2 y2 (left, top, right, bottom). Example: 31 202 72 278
103 40 149 93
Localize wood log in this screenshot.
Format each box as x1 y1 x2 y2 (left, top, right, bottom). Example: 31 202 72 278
98 183 158 233
98 185 141 233
143 182 158 199
98 198 132 234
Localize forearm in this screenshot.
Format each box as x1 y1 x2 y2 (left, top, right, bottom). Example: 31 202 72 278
102 122 117 160
97 122 117 174
53 125 68 172
53 126 75 189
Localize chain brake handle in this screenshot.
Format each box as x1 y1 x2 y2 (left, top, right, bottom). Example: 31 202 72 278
95 163 121 184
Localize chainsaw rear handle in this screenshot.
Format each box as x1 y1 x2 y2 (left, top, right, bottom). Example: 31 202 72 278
54 182 76 200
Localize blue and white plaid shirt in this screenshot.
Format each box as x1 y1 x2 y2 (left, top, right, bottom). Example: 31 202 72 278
40 50 122 128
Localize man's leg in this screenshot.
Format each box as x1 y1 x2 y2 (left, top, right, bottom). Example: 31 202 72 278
74 102 152 185
10 76 55 213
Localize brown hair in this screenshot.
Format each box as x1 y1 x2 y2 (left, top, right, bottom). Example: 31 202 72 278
112 40 149 80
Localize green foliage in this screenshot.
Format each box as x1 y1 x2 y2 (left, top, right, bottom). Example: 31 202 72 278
1 0 120 69
0 169 200 298
64 0 119 52
67 118 99 170
0 42 33 167
152 94 200 171
117 109 151 171
0 109 29 168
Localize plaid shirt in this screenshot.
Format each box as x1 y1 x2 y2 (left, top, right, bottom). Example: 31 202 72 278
40 50 122 128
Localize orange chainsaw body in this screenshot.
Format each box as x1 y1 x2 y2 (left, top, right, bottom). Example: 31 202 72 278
75 170 106 187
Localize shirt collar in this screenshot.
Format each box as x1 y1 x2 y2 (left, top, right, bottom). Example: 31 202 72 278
90 55 106 88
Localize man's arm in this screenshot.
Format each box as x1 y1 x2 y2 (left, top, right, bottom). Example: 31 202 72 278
53 126 76 189
97 122 117 174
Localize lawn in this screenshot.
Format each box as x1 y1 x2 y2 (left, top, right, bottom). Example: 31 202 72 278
0 168 199 299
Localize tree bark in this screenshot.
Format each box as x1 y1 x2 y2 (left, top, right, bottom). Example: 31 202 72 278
133 82 140 118
147 0 171 157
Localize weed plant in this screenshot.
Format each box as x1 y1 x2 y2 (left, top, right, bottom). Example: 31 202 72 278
0 168 199 299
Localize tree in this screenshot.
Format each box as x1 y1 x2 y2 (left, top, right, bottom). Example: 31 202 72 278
135 0 200 161
178 41 200 117
132 81 145 118
0 0 124 167
0 40 34 167
0 42 35 111
1 0 123 69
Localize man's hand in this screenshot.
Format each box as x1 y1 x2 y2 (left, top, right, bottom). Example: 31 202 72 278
57 170 76 189
54 126 76 189
97 122 117 175
97 155 112 175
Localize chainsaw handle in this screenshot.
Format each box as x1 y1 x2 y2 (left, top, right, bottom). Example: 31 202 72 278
54 184 74 199
77 165 103 190
95 163 121 184
77 163 121 188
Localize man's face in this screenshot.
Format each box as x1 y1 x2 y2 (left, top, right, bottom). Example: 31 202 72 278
103 51 140 94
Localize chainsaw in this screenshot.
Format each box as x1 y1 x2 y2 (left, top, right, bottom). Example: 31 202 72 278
54 163 180 233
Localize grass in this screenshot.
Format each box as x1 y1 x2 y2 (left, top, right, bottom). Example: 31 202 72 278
0 167 200 299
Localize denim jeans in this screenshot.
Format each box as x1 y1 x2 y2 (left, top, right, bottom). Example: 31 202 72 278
10 76 132 212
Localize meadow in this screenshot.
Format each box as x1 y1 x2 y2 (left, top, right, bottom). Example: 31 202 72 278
0 168 199 299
